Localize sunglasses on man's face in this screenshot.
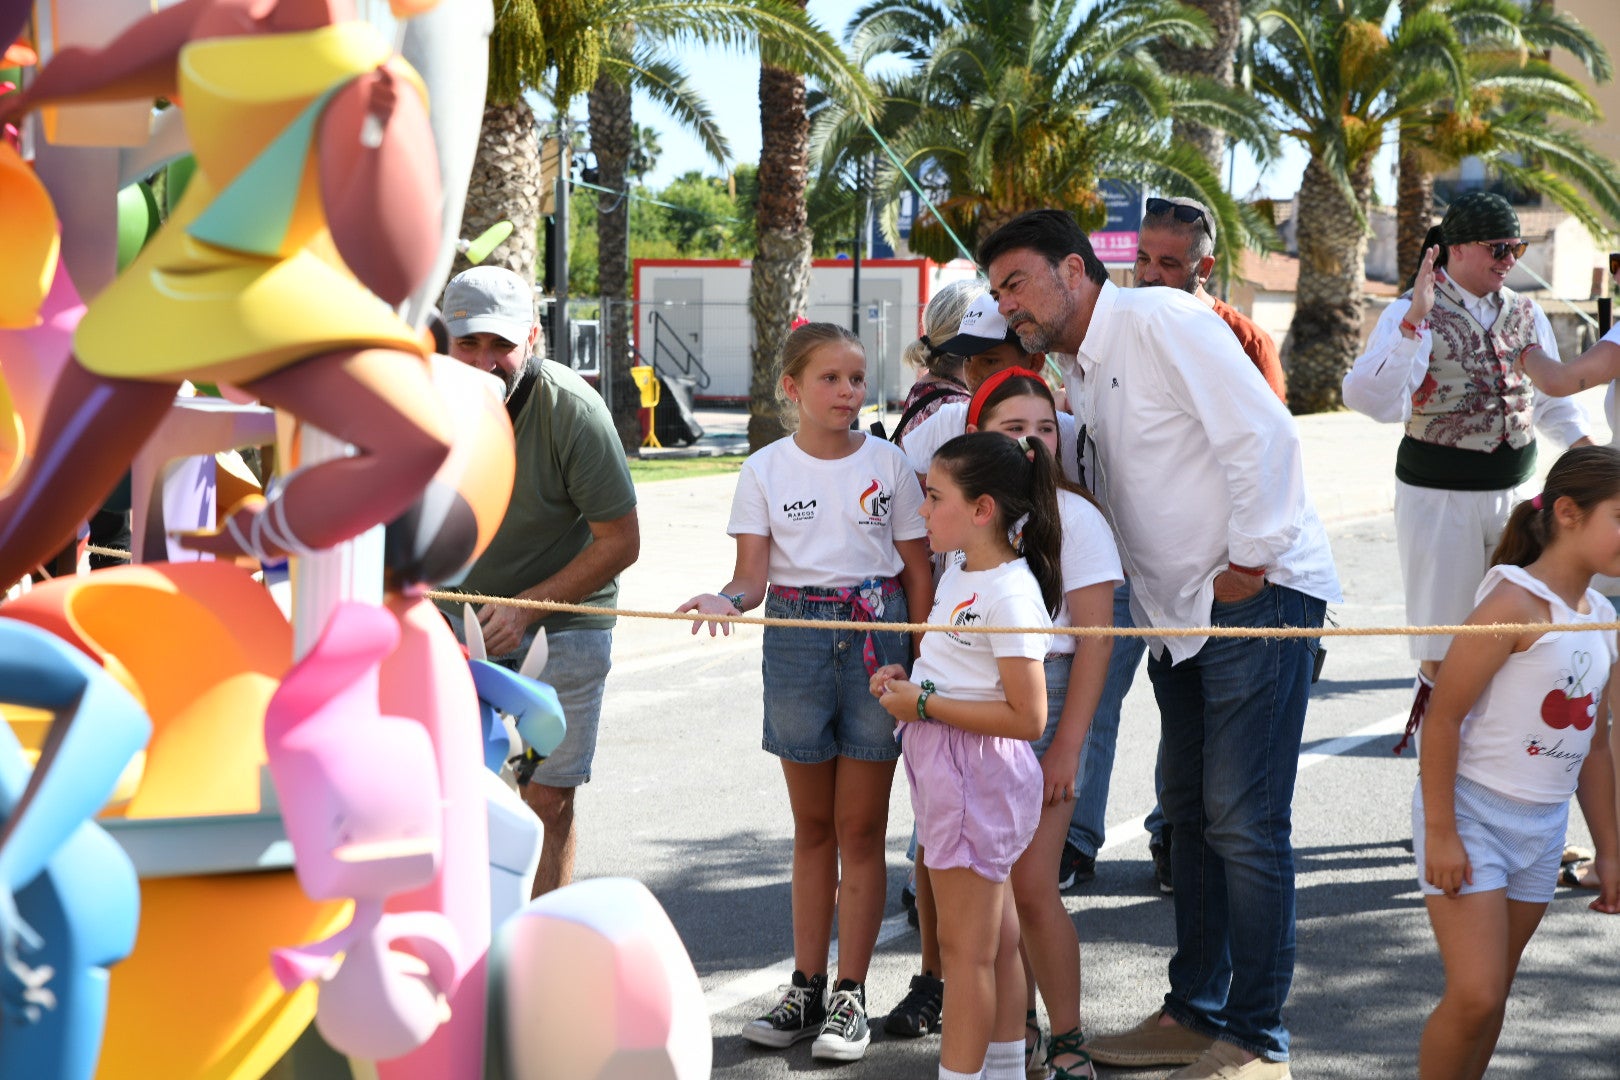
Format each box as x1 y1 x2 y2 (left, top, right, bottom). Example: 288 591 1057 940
1145 197 1213 239
1475 240 1528 261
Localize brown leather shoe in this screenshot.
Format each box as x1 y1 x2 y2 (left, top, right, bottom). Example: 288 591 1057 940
1085 1010 1215 1067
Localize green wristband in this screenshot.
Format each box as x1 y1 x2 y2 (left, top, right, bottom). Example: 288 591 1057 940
720 590 745 608
916 679 936 721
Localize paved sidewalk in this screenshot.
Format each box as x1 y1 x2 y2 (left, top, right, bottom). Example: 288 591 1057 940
614 389 1614 668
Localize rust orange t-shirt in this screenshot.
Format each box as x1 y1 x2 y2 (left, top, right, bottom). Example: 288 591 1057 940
1209 296 1287 404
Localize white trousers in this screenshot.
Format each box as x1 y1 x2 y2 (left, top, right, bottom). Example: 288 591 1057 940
1394 479 1533 662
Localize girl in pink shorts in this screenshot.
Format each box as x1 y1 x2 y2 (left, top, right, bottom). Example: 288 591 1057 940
871 430 1062 1080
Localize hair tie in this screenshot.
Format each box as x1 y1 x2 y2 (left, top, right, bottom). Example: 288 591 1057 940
1017 435 1038 460
967 366 1046 428
1531 493 1544 510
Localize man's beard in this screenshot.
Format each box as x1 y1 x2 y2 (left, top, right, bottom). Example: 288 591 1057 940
1008 283 1079 353
501 354 537 399
1136 276 1199 295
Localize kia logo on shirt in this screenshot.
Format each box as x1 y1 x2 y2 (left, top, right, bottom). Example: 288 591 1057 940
858 479 892 524
783 498 817 522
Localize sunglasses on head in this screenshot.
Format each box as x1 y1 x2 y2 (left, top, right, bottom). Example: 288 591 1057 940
1145 197 1213 238
1475 240 1528 261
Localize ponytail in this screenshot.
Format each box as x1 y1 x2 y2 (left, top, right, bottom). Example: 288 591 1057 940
932 431 1064 616
1019 436 1064 616
1491 445 1620 567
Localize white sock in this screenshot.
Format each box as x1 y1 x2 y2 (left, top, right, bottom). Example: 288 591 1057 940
983 1038 1029 1080
938 1065 982 1080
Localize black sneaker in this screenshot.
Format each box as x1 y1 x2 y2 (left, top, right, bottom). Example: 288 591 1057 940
811 979 871 1061
743 970 827 1048
1058 841 1095 890
1150 825 1173 895
883 973 943 1037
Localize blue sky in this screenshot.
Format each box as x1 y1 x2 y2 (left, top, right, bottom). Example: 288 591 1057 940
598 0 1396 206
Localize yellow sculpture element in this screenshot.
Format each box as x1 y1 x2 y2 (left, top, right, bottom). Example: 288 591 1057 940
75 22 427 387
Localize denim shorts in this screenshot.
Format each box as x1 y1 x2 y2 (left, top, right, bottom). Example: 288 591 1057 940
761 588 910 764
1412 775 1568 903
494 626 612 788
1032 654 1087 774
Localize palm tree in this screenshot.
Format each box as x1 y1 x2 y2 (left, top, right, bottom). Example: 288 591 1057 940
750 0 814 451
1246 0 1469 413
463 1 869 449
812 0 1278 285
1394 0 1615 281
1157 0 1242 172
589 5 868 452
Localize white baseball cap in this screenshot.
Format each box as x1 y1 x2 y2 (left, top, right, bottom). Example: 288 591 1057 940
934 290 1021 356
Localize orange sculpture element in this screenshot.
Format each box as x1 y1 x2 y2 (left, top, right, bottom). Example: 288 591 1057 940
1 561 291 818
0 140 60 329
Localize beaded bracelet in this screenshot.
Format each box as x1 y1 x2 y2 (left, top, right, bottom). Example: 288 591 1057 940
916 679 936 721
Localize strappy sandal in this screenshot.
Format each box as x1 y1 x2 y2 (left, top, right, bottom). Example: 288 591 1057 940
1046 1027 1097 1080
1025 1009 1048 1079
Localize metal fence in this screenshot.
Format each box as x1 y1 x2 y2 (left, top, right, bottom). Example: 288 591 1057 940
540 296 928 418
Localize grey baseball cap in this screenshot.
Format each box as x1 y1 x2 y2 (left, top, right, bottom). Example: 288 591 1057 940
442 266 535 344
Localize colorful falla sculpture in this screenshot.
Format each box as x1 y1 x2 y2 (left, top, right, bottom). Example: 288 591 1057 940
0 0 712 1077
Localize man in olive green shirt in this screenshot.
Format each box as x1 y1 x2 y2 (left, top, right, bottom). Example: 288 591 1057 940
443 266 640 897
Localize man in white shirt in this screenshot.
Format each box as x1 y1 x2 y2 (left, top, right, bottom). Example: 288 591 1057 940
980 209 1342 1080
1342 191 1589 749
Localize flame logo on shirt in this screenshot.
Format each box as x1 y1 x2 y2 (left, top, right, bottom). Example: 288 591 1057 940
951 595 979 625
858 478 892 520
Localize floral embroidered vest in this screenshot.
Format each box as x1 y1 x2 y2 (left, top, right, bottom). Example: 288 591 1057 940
1405 282 1537 451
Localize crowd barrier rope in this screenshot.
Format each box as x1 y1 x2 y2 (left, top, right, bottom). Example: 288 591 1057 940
72 547 1620 640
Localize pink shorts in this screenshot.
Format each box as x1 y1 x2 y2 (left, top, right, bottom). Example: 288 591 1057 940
902 720 1042 882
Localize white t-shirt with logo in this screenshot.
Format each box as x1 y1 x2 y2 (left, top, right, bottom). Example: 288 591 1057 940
905 402 1082 486
911 559 1052 702
727 433 928 587
1048 490 1125 656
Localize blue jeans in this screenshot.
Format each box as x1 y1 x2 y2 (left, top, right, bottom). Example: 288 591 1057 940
1066 581 1151 855
1146 583 1325 1062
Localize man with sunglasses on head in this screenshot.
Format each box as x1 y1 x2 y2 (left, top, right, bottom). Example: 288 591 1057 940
1343 191 1589 749
1135 196 1286 403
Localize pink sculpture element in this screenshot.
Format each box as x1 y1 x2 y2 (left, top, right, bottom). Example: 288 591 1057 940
264 600 463 1062
496 878 712 1080
374 593 493 1079
0 264 81 490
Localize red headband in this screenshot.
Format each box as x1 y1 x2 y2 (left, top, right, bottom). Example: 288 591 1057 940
967 366 1047 429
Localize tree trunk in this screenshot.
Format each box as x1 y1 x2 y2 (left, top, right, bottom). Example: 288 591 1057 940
1158 0 1239 172
1396 128 1435 289
456 99 541 284
589 68 640 451
1287 156 1373 414
749 37 811 452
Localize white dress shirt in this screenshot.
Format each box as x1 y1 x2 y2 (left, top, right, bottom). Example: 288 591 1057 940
1341 283 1589 448
1071 282 1342 663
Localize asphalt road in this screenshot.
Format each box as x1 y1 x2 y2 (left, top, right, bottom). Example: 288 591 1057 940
573 508 1620 1079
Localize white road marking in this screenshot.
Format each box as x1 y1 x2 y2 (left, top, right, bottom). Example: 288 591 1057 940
703 710 1410 1016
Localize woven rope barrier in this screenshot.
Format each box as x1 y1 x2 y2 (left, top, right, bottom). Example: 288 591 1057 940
76 546 1615 640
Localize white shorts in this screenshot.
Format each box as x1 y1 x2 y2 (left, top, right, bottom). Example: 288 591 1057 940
1411 776 1567 903
1394 480 1533 661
